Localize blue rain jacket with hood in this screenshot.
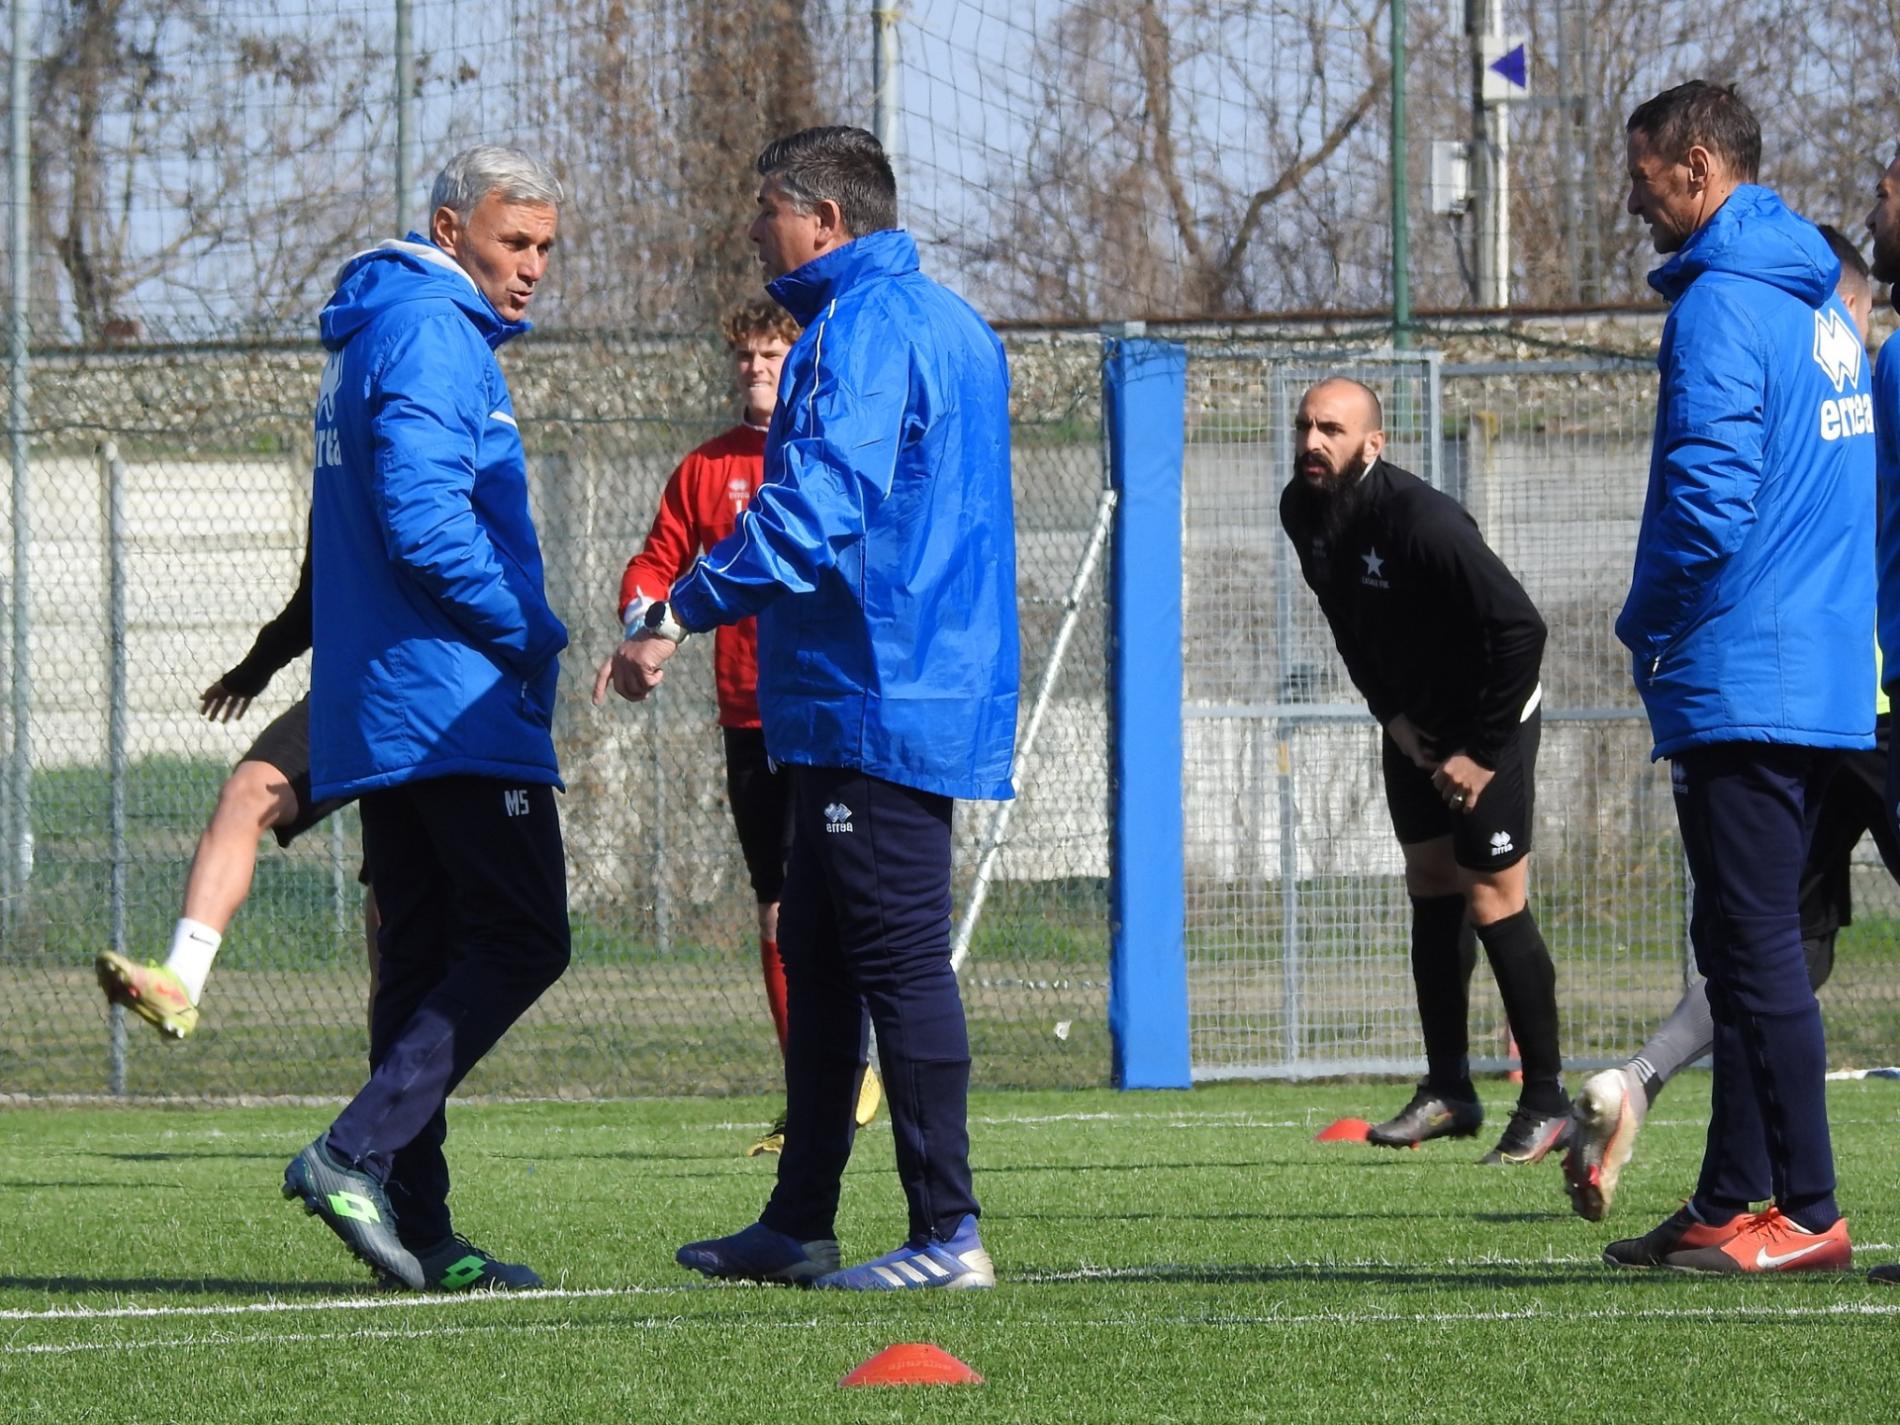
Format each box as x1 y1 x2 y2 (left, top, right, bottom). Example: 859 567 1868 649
308 236 568 800
1616 185 1876 759
665 229 1019 800
1874 334 1900 693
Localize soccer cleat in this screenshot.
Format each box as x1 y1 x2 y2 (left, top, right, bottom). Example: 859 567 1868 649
407 1234 542 1291
95 950 199 1040
1366 1084 1484 1147
813 1214 995 1292
1563 1066 1647 1220
746 1113 787 1157
675 1221 840 1285
1869 1264 1900 1285
1664 1207 1851 1274
1479 1101 1574 1165
282 1136 424 1289
856 1065 883 1128
1603 1202 1748 1269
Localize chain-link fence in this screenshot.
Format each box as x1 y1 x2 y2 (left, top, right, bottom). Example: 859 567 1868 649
9 0 1898 344
6 320 1899 1098
1179 335 1900 1080
0 329 1112 1098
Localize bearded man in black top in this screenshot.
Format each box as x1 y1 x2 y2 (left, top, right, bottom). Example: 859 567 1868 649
1280 377 1569 1164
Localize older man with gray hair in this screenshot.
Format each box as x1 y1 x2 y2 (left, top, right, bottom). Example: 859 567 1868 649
281 145 572 1293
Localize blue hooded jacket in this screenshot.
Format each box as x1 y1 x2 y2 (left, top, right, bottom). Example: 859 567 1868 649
665 229 1019 800
308 237 569 800
1874 335 1900 692
1616 186 1875 759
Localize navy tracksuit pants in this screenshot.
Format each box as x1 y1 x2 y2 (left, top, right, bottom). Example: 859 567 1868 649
1672 743 1840 1231
326 776 571 1246
760 765 979 1246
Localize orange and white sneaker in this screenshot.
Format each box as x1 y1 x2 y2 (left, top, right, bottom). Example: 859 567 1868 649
95 950 198 1040
1603 1202 1748 1268
1663 1207 1851 1274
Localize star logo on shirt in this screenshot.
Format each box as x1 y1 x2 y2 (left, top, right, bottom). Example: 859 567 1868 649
1361 548 1384 578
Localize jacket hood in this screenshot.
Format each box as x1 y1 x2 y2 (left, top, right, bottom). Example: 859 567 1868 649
319 234 530 352
767 228 920 324
1648 185 1838 306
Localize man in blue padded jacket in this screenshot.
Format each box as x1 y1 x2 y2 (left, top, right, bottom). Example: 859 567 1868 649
281 146 572 1294
600 126 1018 1292
1605 82 1872 1276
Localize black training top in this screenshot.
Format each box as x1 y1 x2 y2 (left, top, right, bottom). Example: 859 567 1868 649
219 537 312 698
1278 459 1545 769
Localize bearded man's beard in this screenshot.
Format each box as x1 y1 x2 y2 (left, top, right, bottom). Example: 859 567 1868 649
1289 459 1371 552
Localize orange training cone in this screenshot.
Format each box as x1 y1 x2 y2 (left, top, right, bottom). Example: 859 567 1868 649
1315 1117 1372 1143
840 1343 985 1388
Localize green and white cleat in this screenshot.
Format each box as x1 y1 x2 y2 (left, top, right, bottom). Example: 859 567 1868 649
95 950 199 1040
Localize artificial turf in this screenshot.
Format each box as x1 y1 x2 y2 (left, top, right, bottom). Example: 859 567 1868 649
4 1078 1899 1423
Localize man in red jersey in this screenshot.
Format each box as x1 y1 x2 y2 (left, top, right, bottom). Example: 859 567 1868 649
599 299 880 1155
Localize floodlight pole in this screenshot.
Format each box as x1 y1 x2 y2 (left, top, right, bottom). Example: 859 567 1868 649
871 6 900 163
1389 0 1412 348
395 0 415 234
1470 0 1511 307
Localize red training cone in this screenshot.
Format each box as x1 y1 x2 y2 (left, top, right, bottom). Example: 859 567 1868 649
1314 1117 1371 1143
840 1343 985 1388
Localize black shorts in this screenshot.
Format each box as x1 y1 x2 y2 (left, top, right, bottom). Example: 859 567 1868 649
240 695 354 848
723 726 793 905
1383 708 1539 871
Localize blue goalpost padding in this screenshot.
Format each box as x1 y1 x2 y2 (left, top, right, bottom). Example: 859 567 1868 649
1104 336 1191 1090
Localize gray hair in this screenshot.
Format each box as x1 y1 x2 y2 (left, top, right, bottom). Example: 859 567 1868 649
429 145 564 220
755 126 897 238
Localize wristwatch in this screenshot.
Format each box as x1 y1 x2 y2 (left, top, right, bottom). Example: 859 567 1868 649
639 598 690 644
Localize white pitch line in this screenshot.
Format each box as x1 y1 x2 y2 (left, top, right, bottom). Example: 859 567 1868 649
8 1247 1898 1326
0 1284 683 1323
9 1299 1900 1358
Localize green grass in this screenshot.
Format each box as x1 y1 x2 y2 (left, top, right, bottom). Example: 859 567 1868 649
4 1079 1900 1422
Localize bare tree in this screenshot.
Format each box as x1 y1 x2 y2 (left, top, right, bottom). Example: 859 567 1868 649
945 0 1419 321
520 0 833 331
21 0 386 342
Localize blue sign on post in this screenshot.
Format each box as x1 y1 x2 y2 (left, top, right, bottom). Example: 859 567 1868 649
1489 43 1526 90
1481 36 1530 102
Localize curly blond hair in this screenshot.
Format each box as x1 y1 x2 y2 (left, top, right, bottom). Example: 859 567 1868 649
721 298 802 349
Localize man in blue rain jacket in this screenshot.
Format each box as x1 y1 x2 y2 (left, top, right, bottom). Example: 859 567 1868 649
599 126 1018 1292
1606 82 1872 1276
282 146 572 1294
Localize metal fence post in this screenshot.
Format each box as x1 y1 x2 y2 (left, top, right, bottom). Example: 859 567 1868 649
1270 367 1303 1066
102 442 128 1094
6 0 33 929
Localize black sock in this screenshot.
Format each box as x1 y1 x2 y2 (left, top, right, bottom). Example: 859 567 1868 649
1410 894 1477 1100
1476 906 1566 1114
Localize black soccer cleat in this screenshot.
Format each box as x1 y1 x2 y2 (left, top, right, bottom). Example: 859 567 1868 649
1479 1101 1574 1164
1366 1084 1484 1147
283 1136 424 1289
406 1234 543 1292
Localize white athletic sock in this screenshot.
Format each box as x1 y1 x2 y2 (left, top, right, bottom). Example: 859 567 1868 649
163 919 222 1004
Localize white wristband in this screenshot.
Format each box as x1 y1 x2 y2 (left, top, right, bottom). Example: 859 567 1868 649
642 599 690 644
